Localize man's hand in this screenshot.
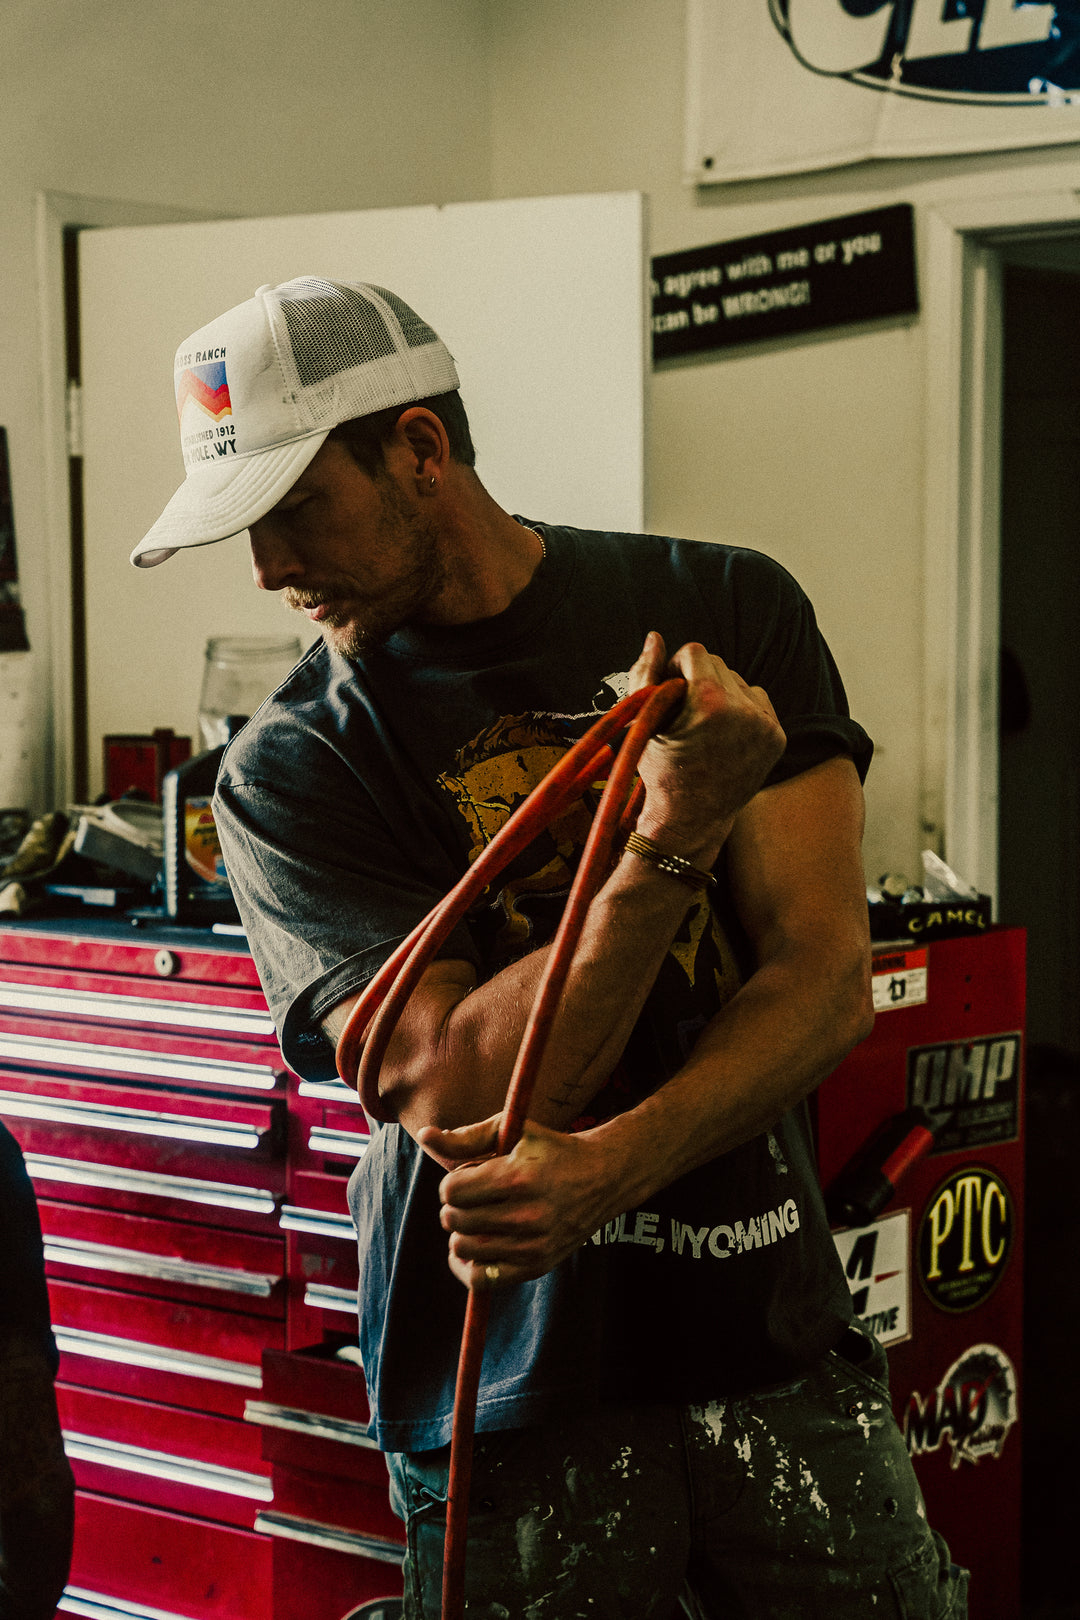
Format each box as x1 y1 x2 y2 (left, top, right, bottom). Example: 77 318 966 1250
629 632 786 858
418 1115 618 1291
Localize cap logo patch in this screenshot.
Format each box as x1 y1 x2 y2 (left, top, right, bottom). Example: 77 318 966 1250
176 359 232 423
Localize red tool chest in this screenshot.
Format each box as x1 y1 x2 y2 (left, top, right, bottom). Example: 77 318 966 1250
0 916 400 1620
817 927 1025 1620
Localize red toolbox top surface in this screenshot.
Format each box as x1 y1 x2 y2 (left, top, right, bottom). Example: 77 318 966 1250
0 916 264 987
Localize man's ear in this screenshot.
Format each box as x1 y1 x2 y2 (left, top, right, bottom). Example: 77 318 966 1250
391 407 450 490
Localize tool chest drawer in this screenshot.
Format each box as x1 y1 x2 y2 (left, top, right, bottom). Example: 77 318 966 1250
289 1072 369 1174
0 919 264 987
0 1010 285 1093
65 1491 272 1620
0 959 277 1037
0 1070 283 1159
40 1198 286 1314
261 1528 404 1620
54 1314 262 1421
280 1167 358 1347
51 1276 284 1377
0 916 393 1619
4 1086 285 1238
247 1343 403 1619
58 1382 273 1529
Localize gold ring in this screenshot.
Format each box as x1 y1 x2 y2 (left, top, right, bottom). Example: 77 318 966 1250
484 1264 501 1283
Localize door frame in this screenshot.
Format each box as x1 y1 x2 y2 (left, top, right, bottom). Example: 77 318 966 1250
920 168 1080 904
35 191 225 806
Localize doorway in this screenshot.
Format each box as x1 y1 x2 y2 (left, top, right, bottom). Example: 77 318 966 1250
997 243 1080 1060
995 234 1080 1618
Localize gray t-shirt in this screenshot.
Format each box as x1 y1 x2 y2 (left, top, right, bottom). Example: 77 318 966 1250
215 523 871 1449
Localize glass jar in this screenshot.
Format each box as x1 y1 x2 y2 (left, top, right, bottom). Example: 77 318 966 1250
197 635 302 751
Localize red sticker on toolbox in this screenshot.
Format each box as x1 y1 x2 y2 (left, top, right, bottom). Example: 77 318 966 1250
872 947 928 1013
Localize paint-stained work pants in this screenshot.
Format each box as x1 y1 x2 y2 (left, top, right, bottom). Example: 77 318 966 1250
385 1324 968 1620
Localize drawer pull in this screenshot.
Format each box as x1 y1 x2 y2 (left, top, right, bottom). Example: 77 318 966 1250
254 1509 403 1564
244 1399 374 1448
60 1584 199 1620
62 1430 273 1501
303 1282 357 1314
44 1236 281 1296
54 1326 262 1387
298 1078 362 1104
308 1126 369 1159
0 1089 264 1149
0 1032 279 1091
26 1153 278 1214
0 980 275 1037
279 1204 354 1240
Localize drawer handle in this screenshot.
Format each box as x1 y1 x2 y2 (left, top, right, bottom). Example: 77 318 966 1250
279 1204 354 1240
26 1153 278 1214
60 1584 201 1620
54 1326 262 1388
254 1509 403 1564
303 1282 357 1314
44 1236 281 1296
308 1126 369 1158
0 1089 264 1149
298 1078 363 1104
0 1032 279 1091
0 980 275 1038
244 1399 375 1448
62 1430 273 1501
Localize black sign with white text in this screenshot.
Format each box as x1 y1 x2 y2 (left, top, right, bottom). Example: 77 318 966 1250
906 1033 1022 1154
651 204 917 361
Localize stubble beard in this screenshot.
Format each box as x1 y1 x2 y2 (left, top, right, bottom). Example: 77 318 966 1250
284 486 448 658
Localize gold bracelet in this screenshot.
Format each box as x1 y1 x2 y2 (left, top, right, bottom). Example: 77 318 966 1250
625 831 716 892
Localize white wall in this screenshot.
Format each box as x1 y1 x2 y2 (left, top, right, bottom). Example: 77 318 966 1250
11 0 1080 883
0 0 491 811
483 0 1080 885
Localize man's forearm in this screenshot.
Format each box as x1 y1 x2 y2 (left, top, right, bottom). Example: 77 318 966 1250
582 934 874 1224
375 839 726 1137
427 921 873 1288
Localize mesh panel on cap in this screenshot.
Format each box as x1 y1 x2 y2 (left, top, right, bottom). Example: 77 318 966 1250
369 287 440 351
280 282 398 388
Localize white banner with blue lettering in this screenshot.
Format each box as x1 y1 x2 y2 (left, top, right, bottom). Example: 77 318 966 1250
687 0 1080 184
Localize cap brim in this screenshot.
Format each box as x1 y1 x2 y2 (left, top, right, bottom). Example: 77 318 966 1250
130 430 331 568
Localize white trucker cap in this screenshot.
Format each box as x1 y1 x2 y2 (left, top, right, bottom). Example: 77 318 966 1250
131 277 460 567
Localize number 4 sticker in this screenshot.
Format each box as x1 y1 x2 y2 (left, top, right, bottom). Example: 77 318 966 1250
871 947 928 1013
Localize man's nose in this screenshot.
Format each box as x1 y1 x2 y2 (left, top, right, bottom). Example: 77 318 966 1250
248 517 304 592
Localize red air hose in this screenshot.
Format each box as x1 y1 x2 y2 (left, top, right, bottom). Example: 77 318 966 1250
336 678 687 1620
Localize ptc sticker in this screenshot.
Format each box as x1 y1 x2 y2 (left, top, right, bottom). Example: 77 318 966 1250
917 1165 1013 1313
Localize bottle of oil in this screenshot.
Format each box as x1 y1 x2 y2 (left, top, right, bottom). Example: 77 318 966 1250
161 716 246 921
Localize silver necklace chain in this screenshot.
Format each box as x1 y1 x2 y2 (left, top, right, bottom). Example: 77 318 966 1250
524 524 546 561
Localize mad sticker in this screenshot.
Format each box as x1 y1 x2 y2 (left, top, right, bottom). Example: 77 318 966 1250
903 1343 1018 1468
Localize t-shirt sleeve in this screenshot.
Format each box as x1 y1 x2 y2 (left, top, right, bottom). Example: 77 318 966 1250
696 546 873 787
215 764 481 1082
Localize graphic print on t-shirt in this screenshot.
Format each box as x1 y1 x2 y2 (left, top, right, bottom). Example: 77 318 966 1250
434 684 744 1102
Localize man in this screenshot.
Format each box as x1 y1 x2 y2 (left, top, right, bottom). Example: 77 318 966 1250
133 277 966 1618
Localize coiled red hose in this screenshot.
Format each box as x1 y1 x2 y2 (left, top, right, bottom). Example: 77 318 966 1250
336 677 686 1620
